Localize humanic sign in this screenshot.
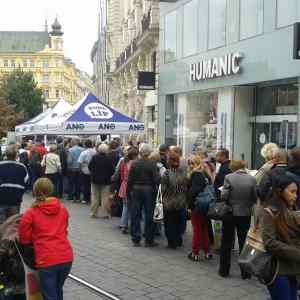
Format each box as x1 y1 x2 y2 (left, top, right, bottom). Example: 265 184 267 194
190 52 242 81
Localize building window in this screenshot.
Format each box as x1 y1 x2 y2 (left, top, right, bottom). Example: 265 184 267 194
183 0 198 57
30 60 35 67
23 60 28 68
10 60 16 68
277 0 297 28
43 90 49 99
56 89 60 98
165 10 177 63
151 52 156 73
43 74 49 83
43 60 49 68
209 0 226 49
240 0 263 39
4 60 8 67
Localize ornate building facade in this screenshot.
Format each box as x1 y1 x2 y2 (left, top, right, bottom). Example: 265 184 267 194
92 0 159 145
0 18 94 106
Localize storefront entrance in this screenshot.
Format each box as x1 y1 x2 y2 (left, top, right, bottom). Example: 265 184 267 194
253 116 298 169
252 83 298 169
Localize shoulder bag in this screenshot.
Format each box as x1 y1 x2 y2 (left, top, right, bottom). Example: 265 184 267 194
194 178 216 215
153 184 164 223
238 208 279 285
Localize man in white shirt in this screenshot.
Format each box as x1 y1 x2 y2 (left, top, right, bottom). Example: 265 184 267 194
78 140 96 204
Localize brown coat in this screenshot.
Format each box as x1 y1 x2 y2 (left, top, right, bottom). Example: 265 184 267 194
261 200 300 276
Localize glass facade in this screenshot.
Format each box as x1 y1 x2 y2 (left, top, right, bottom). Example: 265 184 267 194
165 10 177 63
165 91 218 157
277 0 297 28
208 0 226 49
240 0 263 39
256 85 298 115
183 0 198 57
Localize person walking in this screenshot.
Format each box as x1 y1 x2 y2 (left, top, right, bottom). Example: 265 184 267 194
119 147 139 233
18 178 73 300
0 145 28 223
187 155 212 261
67 138 83 202
261 175 300 300
287 147 300 208
127 144 160 247
219 160 257 279
78 140 96 204
88 144 115 218
161 152 187 249
41 144 62 197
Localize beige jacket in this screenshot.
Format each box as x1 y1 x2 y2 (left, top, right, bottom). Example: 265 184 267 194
41 153 61 174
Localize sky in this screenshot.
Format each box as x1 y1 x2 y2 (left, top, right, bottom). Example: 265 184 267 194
0 0 99 75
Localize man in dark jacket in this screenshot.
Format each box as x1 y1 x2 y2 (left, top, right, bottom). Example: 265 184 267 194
258 149 288 202
0 146 28 223
214 149 231 200
88 144 115 218
56 137 68 198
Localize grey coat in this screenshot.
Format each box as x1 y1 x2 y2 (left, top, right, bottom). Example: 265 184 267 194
221 169 257 216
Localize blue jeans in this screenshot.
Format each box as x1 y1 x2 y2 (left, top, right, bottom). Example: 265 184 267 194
67 170 81 200
130 186 155 244
267 275 298 300
46 173 60 197
38 262 72 300
121 201 129 228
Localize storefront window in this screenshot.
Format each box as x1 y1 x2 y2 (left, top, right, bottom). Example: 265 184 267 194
277 0 297 28
165 11 177 63
183 0 198 57
240 0 263 39
256 84 298 115
165 95 178 146
209 0 226 49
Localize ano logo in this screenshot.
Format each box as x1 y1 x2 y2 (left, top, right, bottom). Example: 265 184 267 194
66 123 85 130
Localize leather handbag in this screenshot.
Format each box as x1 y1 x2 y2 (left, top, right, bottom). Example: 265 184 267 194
238 208 279 285
207 201 232 221
153 185 164 223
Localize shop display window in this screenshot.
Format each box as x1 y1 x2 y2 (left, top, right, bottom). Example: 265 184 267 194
165 92 218 158
256 84 298 115
277 0 297 28
164 11 177 63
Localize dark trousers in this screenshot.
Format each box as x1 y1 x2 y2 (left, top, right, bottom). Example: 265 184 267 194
219 216 251 276
46 173 60 197
81 173 91 203
58 174 64 198
0 205 20 224
267 275 298 300
67 170 81 200
38 262 72 300
164 208 186 248
130 186 155 244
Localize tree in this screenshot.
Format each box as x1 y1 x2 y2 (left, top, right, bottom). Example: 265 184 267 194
0 99 20 137
0 69 44 122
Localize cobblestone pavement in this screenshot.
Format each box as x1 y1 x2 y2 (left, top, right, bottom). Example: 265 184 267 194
23 194 269 300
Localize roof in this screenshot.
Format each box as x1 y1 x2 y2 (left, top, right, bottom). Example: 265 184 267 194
0 31 50 53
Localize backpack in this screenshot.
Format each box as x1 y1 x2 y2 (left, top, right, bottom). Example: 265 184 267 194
194 178 216 215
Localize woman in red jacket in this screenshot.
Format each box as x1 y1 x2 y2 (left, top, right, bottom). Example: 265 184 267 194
19 178 73 300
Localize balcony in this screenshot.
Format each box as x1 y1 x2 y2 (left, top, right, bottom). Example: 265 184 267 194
114 7 159 73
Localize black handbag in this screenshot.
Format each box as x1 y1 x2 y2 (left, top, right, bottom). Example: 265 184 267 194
238 208 279 285
207 201 232 221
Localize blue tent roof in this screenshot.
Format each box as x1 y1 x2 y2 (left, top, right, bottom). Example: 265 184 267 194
66 93 141 123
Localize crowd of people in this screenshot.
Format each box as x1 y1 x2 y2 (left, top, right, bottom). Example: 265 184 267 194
0 138 300 299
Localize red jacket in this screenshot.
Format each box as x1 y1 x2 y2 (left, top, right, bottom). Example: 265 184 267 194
19 198 73 268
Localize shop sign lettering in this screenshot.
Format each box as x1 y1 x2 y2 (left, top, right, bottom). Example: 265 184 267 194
190 52 243 81
66 123 85 130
